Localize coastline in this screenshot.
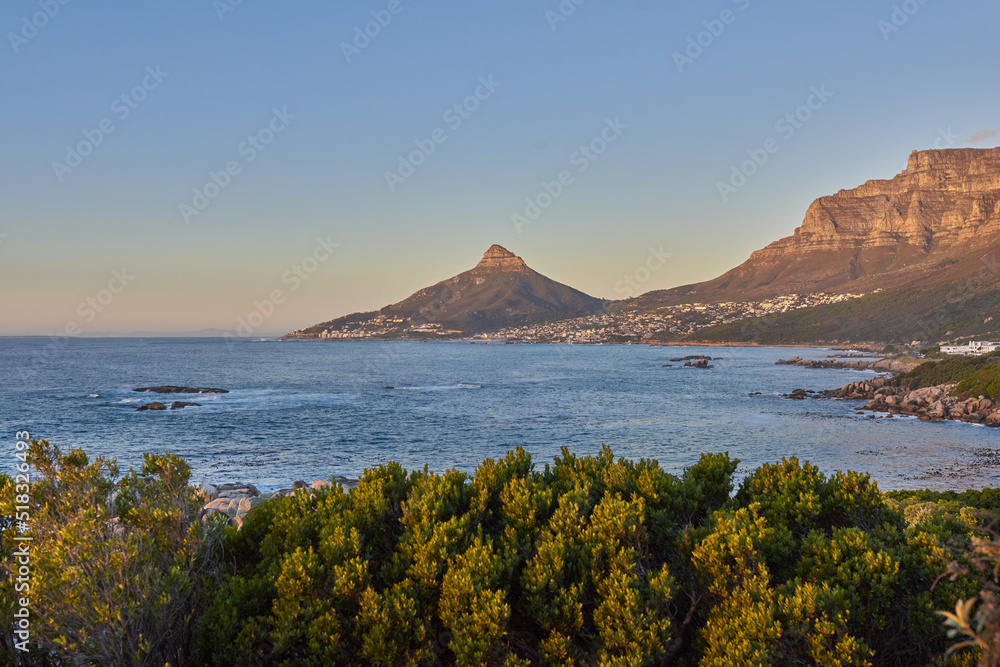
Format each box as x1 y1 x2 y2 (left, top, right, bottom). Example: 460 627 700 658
280 336 860 349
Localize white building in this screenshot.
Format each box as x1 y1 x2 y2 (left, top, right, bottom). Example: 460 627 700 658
940 341 1000 356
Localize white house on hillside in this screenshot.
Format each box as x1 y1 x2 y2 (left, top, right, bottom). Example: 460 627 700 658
940 341 1000 356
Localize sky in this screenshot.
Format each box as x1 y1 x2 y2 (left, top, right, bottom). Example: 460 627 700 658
1 0 998 336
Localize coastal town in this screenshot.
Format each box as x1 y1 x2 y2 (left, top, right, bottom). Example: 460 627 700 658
289 291 873 343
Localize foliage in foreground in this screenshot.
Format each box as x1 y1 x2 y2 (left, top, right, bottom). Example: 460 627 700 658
195 447 982 666
2 442 996 666
0 440 225 666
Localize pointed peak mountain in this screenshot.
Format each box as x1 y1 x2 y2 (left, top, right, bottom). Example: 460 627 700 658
472 244 531 273
287 244 607 337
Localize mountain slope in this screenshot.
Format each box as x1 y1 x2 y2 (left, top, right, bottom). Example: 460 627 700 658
632 147 1000 309
286 245 608 338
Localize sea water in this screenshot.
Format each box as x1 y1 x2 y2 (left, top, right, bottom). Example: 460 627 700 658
2 338 998 491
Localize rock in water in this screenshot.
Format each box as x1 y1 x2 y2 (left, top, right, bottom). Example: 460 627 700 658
170 401 202 410
137 402 167 411
134 386 229 394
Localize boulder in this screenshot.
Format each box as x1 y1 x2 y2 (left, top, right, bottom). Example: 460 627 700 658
928 400 949 417
335 476 359 491
137 402 167 411
134 386 229 394
217 484 258 498
311 479 333 491
204 498 230 514
198 483 219 501
292 481 307 490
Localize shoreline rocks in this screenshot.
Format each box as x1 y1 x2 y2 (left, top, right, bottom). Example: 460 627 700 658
196 477 359 528
787 376 1000 427
775 356 922 374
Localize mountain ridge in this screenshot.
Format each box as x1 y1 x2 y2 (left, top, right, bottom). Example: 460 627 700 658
285 245 608 338
285 146 1000 344
631 146 1000 311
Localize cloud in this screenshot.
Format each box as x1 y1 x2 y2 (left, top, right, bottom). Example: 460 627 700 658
969 128 997 144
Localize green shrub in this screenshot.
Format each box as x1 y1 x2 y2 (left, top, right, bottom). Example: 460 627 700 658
192 449 984 665
0 440 224 666
895 353 1000 400
3 442 993 665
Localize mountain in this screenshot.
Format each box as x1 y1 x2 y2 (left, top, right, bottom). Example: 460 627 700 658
631 147 1000 344
285 245 608 338
636 147 1000 306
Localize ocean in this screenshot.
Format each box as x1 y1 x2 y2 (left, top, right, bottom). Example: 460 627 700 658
2 337 998 491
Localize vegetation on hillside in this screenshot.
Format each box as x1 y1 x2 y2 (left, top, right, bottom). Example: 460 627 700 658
687 284 1000 346
893 352 1000 400
4 442 1000 665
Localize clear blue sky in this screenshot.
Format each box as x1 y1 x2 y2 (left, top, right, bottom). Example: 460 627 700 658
2 0 998 335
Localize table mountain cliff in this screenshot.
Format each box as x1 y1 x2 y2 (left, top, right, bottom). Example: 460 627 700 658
642 146 1000 343
635 147 1000 308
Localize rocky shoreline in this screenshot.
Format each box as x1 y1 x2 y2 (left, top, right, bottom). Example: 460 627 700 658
787 377 1000 427
775 355 922 374
194 477 359 528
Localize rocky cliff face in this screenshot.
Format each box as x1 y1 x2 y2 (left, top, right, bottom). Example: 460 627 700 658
636 147 1000 305
471 244 533 273
753 147 1000 259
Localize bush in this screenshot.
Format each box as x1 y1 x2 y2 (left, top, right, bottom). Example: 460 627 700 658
0 440 225 666
2 442 992 665
195 450 981 665
895 353 1000 400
